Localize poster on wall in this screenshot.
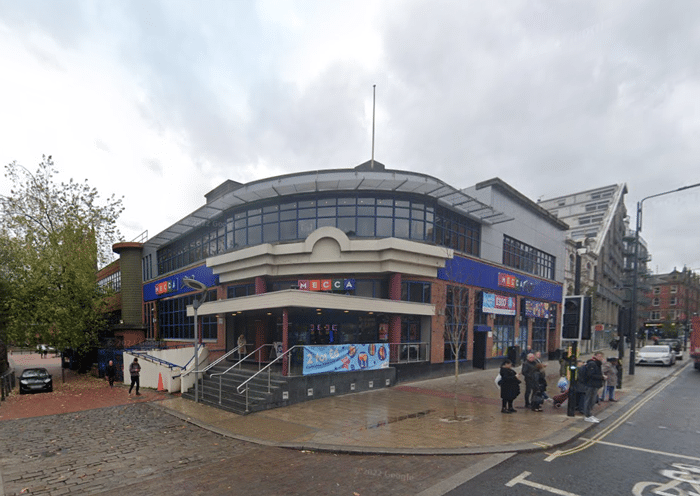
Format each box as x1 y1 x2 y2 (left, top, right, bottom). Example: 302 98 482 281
303 343 389 376
482 292 516 315
525 300 550 319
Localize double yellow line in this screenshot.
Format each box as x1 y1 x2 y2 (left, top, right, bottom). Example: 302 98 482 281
545 364 688 461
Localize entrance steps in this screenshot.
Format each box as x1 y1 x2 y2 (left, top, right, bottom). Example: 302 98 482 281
181 361 287 415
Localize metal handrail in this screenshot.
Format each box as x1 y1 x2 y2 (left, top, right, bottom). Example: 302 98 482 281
181 344 242 378
128 350 186 371
234 345 304 413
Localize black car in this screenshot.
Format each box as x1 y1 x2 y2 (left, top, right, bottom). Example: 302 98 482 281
19 367 53 394
657 339 683 360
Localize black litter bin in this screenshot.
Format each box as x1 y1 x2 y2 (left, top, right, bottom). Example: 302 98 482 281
507 346 521 366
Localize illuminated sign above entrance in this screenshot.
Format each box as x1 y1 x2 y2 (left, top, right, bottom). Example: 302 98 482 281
297 279 356 292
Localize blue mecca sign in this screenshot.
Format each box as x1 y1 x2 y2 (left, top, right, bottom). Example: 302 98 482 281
143 265 219 301
438 257 562 302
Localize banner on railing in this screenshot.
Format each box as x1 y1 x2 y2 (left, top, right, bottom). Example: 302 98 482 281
303 343 389 376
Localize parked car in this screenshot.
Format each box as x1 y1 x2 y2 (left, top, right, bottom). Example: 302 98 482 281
657 339 683 360
635 345 676 367
18 368 53 394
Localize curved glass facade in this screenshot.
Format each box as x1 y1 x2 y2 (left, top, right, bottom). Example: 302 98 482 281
156 192 481 276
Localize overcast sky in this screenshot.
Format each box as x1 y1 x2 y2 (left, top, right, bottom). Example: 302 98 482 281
1 1 699 274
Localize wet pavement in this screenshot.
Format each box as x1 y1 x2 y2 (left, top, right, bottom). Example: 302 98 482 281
155 356 679 455
0 351 684 495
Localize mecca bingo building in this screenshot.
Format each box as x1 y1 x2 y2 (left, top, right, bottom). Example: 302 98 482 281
114 161 566 393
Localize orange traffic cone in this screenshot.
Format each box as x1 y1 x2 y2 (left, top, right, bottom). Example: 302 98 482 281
157 373 165 392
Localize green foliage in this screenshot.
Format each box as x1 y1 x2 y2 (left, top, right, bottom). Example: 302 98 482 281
2 155 123 266
0 156 121 352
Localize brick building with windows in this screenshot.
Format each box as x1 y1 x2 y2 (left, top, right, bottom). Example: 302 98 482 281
642 267 700 346
109 161 568 403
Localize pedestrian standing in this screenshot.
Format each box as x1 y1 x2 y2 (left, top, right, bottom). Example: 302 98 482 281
498 359 521 413
521 353 537 408
105 360 116 388
530 362 548 412
583 352 605 423
237 333 247 361
600 357 618 402
128 357 141 396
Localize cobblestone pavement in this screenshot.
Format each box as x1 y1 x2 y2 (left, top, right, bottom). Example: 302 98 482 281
0 401 486 496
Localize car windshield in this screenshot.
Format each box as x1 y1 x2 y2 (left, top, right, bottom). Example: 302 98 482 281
22 369 49 378
640 346 669 353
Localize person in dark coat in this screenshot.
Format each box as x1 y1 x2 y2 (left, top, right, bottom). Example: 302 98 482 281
105 360 116 388
530 362 548 411
583 352 606 423
499 359 521 414
521 353 537 408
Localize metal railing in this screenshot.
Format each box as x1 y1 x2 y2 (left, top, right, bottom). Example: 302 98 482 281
1 369 15 402
389 342 430 364
233 345 304 413
181 345 246 401
209 344 282 406
129 350 186 371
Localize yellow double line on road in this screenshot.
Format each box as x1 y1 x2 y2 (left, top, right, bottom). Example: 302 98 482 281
545 364 690 462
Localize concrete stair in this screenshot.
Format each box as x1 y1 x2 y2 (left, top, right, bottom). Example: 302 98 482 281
181 361 288 415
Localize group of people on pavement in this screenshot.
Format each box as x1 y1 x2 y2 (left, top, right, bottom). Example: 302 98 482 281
498 349 619 422
576 351 618 423
103 357 141 395
498 350 548 414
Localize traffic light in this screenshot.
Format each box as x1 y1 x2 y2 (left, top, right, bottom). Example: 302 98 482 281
562 295 592 340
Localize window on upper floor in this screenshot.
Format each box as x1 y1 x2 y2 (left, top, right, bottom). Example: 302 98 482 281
670 285 677 293
653 287 660 295
650 311 661 320
670 297 678 306
502 235 555 280
652 297 660 306
401 281 431 303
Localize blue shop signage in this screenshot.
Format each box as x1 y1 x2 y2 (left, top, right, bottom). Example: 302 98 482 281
143 266 219 301
438 257 562 302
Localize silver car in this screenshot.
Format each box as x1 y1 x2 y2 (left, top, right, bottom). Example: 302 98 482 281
635 345 676 366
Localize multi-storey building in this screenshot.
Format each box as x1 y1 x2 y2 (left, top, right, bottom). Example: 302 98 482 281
538 184 629 350
109 162 568 391
642 267 700 347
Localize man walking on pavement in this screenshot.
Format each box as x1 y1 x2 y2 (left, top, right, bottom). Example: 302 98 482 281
583 352 606 423
521 353 537 408
128 357 141 396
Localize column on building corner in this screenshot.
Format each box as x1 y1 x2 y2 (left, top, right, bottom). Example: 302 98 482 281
388 273 402 361
282 308 289 376
255 276 267 361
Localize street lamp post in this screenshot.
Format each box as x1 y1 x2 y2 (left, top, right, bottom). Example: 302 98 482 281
630 182 700 375
183 278 208 402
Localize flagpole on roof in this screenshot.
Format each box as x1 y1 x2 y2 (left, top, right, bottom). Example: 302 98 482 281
371 84 376 170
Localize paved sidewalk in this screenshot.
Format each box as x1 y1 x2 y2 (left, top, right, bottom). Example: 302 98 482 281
154 357 684 455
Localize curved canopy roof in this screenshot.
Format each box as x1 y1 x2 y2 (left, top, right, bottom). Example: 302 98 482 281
146 163 512 249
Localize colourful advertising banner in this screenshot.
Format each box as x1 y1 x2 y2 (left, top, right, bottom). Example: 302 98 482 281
482 292 516 315
524 300 550 319
303 343 389 375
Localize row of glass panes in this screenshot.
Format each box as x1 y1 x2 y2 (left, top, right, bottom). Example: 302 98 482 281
157 195 481 276
157 294 217 340
503 236 555 280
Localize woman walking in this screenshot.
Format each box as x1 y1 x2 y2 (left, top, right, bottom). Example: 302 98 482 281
499 359 521 414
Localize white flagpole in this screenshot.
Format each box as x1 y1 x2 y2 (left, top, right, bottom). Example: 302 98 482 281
371 84 376 170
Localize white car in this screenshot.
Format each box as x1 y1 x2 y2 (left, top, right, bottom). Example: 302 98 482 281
635 345 676 366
